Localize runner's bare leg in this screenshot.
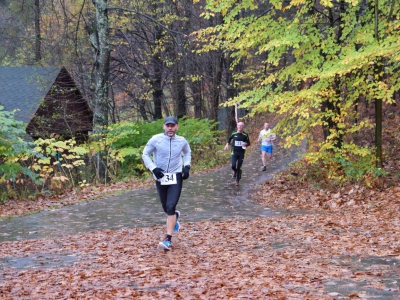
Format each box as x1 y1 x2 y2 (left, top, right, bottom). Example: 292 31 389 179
166 214 177 235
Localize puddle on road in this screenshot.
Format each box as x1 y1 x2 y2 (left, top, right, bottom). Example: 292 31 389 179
0 253 78 271
324 256 400 299
268 231 400 298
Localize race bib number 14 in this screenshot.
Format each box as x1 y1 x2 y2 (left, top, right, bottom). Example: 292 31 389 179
160 173 177 185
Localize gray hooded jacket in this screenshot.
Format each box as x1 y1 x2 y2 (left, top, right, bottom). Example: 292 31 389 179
142 133 191 180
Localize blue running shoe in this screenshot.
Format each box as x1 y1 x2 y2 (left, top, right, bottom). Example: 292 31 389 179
158 240 171 251
173 211 180 232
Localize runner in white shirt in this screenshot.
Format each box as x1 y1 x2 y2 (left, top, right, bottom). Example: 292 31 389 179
142 116 191 251
258 123 276 171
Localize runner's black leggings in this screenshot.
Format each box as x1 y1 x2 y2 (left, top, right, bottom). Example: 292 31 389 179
155 173 183 215
231 153 244 180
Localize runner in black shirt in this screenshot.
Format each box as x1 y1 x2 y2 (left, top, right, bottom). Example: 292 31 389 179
224 122 251 186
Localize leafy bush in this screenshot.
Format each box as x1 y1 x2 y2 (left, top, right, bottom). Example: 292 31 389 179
92 121 145 180
301 142 387 187
32 138 88 191
0 106 41 200
176 117 226 167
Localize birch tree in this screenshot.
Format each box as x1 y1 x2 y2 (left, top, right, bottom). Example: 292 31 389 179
91 0 111 129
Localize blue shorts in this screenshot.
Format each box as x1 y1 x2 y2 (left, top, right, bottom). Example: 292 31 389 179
261 145 273 154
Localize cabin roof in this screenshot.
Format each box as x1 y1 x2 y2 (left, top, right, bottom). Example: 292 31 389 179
0 66 61 124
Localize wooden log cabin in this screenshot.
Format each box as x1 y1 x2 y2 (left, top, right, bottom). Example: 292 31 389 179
0 66 93 143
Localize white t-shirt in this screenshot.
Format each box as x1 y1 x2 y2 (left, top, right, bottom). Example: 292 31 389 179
259 129 276 146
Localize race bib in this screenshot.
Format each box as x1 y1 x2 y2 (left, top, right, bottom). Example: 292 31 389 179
160 173 177 185
234 141 243 147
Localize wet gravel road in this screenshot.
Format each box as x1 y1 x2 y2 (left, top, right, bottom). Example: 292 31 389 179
0 144 299 243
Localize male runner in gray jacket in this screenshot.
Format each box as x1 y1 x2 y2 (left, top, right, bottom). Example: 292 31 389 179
142 116 192 250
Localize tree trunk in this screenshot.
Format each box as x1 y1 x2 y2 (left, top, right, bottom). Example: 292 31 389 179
151 27 163 120
210 53 224 123
92 0 110 129
321 77 342 148
375 97 383 168
192 80 203 118
91 0 111 183
374 60 383 168
34 0 41 62
174 65 187 119
225 55 243 134
374 0 382 168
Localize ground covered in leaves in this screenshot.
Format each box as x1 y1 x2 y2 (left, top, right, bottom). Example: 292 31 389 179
1 170 399 298
1 110 400 298
1 207 399 299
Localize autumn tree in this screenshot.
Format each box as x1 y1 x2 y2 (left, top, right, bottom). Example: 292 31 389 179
198 0 400 182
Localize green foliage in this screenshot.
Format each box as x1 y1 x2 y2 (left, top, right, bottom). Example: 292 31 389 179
304 143 387 185
0 106 31 157
288 147 388 189
89 121 144 180
0 106 40 185
132 120 165 146
176 117 221 149
91 121 141 163
174 117 225 167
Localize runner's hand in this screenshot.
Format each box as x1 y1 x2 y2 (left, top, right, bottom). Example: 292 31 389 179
182 165 190 180
152 168 165 179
